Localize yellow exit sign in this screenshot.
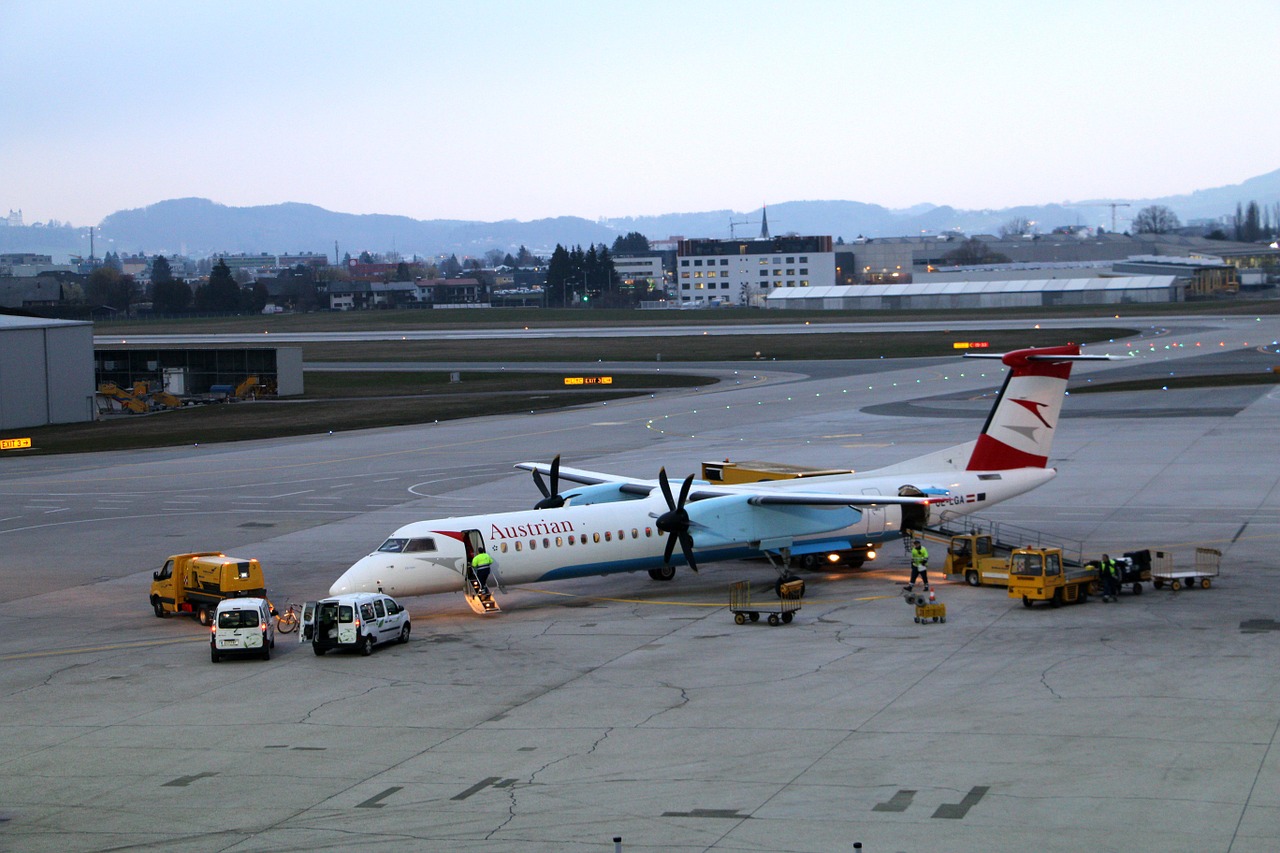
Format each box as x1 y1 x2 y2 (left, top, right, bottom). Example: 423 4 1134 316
564 376 613 386
1 437 32 451
952 341 990 350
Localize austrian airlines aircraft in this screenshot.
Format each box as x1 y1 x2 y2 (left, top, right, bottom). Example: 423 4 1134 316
330 345 1108 610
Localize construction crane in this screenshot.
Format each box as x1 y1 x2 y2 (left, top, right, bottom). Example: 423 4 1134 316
729 217 754 239
1067 202 1131 232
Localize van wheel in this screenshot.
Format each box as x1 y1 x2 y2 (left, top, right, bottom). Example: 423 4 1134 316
399 623 411 644
210 648 220 663
313 645 325 656
261 644 270 661
152 600 166 618
359 635 374 656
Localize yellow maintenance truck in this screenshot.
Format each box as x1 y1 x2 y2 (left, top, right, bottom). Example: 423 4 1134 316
1006 547 1098 608
149 552 268 625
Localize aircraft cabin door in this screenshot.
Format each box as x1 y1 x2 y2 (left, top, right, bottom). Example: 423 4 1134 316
461 529 500 614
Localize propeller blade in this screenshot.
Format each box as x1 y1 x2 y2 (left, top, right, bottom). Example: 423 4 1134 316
663 532 677 565
677 473 693 508
679 532 698 572
658 467 674 510
532 455 564 509
532 469 551 499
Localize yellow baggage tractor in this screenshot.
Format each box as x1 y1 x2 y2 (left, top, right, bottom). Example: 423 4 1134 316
729 579 802 626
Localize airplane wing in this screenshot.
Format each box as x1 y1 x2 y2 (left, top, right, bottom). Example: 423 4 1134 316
515 462 932 507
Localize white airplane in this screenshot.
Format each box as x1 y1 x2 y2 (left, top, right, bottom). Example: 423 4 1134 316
330 344 1109 610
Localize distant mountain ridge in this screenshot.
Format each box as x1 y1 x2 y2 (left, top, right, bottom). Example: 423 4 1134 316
11 168 1280 261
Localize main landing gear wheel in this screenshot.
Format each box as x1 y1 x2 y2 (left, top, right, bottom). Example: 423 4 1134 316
648 565 676 582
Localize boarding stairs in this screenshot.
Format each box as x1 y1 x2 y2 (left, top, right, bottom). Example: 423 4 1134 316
464 567 500 614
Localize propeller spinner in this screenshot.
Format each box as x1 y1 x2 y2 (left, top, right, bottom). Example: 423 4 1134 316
654 468 698 572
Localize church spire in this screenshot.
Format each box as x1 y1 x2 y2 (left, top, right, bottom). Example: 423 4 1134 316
759 204 770 239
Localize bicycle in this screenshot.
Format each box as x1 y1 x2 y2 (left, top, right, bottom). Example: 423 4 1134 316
274 602 301 634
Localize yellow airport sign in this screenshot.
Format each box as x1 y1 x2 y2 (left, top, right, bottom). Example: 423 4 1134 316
1 437 33 451
952 341 990 350
564 376 613 385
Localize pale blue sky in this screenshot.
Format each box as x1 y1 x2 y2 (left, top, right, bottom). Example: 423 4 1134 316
3 0 1277 226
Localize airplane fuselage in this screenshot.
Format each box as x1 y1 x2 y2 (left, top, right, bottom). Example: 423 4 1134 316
330 465 1054 598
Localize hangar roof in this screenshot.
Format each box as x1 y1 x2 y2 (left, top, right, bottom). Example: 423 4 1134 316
766 276 1178 301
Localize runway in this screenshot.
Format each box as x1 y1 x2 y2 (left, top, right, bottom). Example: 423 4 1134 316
3 315 1279 851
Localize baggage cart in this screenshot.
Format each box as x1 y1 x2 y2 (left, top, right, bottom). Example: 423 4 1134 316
914 601 947 624
729 579 801 626
1151 548 1222 591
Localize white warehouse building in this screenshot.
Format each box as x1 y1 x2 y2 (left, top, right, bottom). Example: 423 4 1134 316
0 315 96 430
763 276 1182 311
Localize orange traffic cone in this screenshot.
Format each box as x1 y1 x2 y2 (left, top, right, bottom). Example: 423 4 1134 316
928 588 936 603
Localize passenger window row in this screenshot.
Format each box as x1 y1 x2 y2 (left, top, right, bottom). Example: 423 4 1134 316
497 527 655 553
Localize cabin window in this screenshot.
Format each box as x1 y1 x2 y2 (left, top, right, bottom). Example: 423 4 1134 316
604 531 612 542
530 539 537 550
360 603 375 622
373 599 386 618
645 527 653 537
500 542 508 553
631 528 638 539
543 538 550 549
617 530 624 540
515 541 523 552
593 533 600 543
568 535 575 545
555 537 563 547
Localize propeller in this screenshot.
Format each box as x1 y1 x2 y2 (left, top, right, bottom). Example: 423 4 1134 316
532 454 565 509
654 467 698 572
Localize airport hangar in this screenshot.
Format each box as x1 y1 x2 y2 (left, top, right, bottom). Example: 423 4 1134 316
0 313 302 430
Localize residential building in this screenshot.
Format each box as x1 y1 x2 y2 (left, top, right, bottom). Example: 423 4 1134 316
676 235 836 306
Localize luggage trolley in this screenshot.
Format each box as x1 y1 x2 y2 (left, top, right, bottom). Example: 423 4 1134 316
730 579 802 626
1152 547 1222 591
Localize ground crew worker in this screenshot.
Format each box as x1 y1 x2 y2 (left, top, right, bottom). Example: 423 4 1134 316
471 548 495 591
906 538 930 591
1100 554 1119 602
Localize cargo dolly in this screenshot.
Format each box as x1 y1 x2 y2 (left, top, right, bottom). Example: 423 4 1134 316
1151 547 1222 591
730 579 802 626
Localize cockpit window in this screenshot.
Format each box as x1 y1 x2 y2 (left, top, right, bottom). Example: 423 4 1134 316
377 538 408 553
404 538 436 553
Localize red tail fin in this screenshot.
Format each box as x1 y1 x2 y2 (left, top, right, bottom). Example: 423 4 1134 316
964 345 1090 471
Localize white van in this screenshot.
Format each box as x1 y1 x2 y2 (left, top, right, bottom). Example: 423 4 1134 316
210 597 275 662
301 593 410 656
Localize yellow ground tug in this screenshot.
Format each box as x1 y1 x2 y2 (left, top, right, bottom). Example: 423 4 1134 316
1006 547 1098 607
149 552 268 625
942 532 1015 587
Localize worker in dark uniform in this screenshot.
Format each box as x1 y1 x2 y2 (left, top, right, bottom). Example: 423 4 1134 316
1100 553 1119 602
906 538 930 591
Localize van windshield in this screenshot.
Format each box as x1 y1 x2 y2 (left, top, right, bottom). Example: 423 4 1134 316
218 610 259 629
